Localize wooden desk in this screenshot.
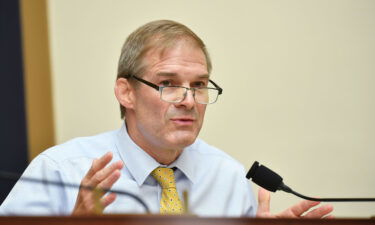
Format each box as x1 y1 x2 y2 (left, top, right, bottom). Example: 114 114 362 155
0 215 374 225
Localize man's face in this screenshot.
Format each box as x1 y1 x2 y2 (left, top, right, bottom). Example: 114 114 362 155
127 39 208 154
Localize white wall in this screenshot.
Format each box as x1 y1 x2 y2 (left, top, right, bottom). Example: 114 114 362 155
47 0 375 217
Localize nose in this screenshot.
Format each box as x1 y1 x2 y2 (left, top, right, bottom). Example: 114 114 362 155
175 89 195 110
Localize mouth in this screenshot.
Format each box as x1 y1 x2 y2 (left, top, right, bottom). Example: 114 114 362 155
170 117 195 125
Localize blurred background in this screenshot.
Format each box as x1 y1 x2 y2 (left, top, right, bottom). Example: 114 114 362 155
1 0 374 217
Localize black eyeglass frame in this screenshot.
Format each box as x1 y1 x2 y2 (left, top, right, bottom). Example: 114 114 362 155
127 75 223 104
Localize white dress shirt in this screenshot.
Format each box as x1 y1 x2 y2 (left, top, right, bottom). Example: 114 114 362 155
0 123 257 216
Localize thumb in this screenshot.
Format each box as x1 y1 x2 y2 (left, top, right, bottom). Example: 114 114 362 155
256 187 271 217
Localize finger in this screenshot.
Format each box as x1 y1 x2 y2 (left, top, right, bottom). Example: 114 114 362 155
91 193 117 214
303 204 334 218
288 200 320 217
323 214 335 219
97 169 122 193
88 160 123 187
256 188 271 217
85 152 113 180
101 193 117 208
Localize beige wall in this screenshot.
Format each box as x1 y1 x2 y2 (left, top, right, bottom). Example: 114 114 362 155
47 0 375 217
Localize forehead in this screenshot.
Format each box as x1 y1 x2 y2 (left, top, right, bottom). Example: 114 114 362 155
142 39 208 77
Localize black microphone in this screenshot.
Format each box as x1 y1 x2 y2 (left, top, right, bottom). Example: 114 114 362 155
0 170 150 213
246 161 375 202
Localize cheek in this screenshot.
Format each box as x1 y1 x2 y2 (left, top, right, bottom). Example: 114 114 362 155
137 96 169 124
197 105 207 122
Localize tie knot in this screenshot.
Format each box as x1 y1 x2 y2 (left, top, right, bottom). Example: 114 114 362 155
151 167 176 189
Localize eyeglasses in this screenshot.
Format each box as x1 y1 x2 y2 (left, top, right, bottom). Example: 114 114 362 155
128 75 223 104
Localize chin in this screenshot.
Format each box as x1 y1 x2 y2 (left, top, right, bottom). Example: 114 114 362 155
167 131 198 149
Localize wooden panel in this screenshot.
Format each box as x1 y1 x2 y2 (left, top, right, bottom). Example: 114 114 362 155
0 215 374 225
20 0 55 160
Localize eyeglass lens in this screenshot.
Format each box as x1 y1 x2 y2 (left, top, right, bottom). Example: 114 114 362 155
161 87 218 104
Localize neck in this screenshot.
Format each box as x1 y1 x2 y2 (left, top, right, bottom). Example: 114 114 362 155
146 147 182 165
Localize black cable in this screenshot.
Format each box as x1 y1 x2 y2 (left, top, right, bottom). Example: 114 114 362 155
0 170 150 213
280 182 375 202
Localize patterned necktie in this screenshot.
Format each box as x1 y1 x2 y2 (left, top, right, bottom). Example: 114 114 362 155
151 167 184 214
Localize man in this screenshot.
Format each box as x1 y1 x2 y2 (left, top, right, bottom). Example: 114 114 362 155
0 20 333 217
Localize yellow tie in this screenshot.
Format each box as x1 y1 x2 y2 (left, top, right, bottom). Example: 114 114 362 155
151 167 184 214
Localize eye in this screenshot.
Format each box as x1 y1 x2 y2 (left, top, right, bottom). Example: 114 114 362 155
160 80 172 86
192 81 207 88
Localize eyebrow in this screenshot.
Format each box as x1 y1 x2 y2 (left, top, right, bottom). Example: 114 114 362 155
156 72 210 79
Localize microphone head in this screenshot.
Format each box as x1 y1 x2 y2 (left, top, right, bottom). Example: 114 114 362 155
246 161 283 192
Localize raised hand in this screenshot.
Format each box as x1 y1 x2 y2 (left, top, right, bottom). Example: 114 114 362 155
256 188 334 218
72 152 124 215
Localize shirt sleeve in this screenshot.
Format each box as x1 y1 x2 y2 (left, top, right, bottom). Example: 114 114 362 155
0 153 71 215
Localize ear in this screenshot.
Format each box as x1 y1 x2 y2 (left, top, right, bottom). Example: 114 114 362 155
114 78 135 109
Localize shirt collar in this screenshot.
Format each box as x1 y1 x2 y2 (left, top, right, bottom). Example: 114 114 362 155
114 122 198 186
169 145 197 184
